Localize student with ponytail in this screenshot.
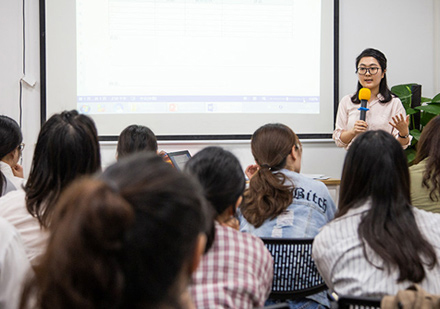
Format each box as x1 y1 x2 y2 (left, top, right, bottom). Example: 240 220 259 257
185 147 273 308
239 123 336 308
0 115 25 195
20 153 211 309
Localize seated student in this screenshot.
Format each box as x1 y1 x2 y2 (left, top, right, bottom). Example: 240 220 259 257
116 124 157 159
313 130 440 297
0 217 32 309
20 153 211 309
409 115 440 213
239 123 336 309
185 147 273 308
0 115 25 193
0 110 101 265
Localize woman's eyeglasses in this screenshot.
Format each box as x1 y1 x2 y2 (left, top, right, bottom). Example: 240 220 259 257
357 67 380 75
17 143 25 152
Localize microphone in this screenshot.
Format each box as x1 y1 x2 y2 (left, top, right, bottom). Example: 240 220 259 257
358 88 371 121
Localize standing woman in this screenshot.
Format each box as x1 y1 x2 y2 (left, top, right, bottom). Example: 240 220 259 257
333 48 411 149
240 123 336 308
0 115 25 194
410 115 440 213
313 131 440 296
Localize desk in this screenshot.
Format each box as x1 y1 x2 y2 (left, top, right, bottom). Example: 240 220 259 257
318 178 340 207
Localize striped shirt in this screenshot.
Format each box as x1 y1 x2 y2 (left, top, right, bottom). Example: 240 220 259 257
190 223 273 308
312 201 440 296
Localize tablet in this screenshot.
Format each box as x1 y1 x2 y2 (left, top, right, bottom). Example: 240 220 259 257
167 150 192 171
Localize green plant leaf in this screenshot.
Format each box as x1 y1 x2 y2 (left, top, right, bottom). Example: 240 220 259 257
391 84 414 97
406 107 418 115
409 129 421 141
420 112 436 127
432 93 440 103
405 148 417 165
415 103 440 114
421 97 431 103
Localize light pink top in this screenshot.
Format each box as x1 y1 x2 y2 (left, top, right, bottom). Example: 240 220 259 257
333 94 411 149
0 190 48 266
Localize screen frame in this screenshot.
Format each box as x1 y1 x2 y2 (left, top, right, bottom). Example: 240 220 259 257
39 0 339 141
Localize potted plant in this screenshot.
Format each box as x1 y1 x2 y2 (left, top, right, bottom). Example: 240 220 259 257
391 84 440 164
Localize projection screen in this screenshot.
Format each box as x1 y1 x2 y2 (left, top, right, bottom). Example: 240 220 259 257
41 0 338 139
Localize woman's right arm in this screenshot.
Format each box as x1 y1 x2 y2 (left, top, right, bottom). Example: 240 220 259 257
333 96 367 148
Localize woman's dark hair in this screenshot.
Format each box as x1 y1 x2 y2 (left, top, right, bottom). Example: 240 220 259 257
241 123 300 228
351 48 394 104
185 146 245 216
338 130 437 283
25 110 101 228
117 124 157 159
21 153 212 308
413 115 440 202
0 115 23 195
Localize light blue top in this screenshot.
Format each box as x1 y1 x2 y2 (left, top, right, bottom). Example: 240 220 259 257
239 169 337 307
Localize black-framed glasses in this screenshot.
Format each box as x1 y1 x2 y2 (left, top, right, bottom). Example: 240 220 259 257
357 67 380 75
17 143 25 152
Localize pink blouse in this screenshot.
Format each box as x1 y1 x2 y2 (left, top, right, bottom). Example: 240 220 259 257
333 94 411 149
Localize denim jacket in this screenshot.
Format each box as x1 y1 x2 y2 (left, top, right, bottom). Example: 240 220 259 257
239 169 337 307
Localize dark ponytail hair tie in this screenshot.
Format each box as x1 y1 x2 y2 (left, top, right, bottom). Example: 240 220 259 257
261 164 272 171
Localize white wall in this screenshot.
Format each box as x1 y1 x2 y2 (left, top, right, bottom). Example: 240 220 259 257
1 0 439 178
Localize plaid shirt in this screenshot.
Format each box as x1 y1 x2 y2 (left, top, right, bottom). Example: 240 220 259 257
190 223 273 308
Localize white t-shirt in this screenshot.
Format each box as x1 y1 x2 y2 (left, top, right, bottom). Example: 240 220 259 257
0 190 49 266
0 217 33 309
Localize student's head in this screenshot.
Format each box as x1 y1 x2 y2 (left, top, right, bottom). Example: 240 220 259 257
338 130 437 283
251 123 301 173
25 110 101 228
241 123 301 228
0 115 23 166
184 147 245 217
0 115 23 195
117 124 157 159
415 115 440 162
339 130 410 210
22 153 210 308
352 48 392 103
414 115 440 201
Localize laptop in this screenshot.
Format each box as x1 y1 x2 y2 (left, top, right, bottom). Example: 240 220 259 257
166 150 192 171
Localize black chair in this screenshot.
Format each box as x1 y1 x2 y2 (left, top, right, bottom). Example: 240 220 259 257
261 238 327 300
337 295 382 309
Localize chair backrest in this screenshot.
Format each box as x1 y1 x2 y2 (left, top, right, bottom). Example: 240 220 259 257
337 295 381 309
261 238 327 300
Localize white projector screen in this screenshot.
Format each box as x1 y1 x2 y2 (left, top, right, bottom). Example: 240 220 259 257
42 0 337 139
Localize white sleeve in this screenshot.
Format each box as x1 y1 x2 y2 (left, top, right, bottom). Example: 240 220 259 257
0 220 33 309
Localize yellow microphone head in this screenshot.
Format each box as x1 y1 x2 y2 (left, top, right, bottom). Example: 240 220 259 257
358 88 371 101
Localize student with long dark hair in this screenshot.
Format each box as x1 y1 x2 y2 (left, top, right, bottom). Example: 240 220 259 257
240 123 336 308
0 115 25 194
20 153 211 309
185 147 273 308
410 115 440 213
313 130 440 296
0 110 101 265
333 48 410 149
116 124 158 159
